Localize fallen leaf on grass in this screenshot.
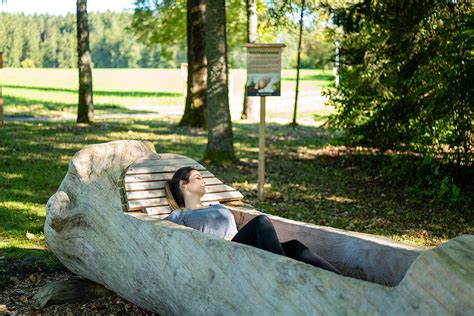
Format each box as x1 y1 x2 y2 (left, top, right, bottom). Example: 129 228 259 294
0 304 9 313
28 273 37 284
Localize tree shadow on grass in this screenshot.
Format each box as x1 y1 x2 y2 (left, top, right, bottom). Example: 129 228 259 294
207 124 473 244
4 84 182 98
0 120 209 220
0 247 66 289
1 119 471 252
3 95 157 117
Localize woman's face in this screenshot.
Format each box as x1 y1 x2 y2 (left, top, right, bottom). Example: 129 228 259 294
181 170 206 196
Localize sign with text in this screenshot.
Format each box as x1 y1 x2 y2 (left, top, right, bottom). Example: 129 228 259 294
245 44 285 97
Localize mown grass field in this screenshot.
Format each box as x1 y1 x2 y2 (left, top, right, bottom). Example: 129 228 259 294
2 68 332 118
0 68 472 277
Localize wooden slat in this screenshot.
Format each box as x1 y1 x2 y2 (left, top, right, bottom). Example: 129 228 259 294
200 184 237 194
127 157 199 170
132 154 189 166
128 197 168 210
124 177 223 192
126 163 205 175
134 153 186 162
125 170 214 183
201 191 243 202
144 201 224 216
122 154 244 213
144 206 172 215
128 191 243 211
127 189 166 200
126 184 238 201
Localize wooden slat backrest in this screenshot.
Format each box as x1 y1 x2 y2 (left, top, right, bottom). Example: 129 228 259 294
121 153 244 215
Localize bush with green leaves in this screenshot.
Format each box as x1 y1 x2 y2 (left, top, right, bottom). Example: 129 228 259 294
380 154 471 206
321 0 473 203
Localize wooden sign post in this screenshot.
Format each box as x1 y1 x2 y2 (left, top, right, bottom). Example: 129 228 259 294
180 63 188 95
244 43 286 201
0 51 3 126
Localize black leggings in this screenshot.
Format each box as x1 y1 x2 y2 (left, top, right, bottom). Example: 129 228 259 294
232 215 341 274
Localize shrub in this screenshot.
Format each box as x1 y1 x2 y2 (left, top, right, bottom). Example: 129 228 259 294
322 1 472 167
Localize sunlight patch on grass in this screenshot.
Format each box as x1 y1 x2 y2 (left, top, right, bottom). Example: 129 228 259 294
49 142 84 150
0 86 471 267
235 143 258 152
4 87 76 103
325 195 358 203
1 201 45 217
4 104 73 118
230 181 257 191
389 232 446 247
0 240 48 253
0 172 24 180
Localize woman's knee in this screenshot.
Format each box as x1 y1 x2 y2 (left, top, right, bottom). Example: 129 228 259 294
281 239 306 251
253 215 273 228
283 239 304 247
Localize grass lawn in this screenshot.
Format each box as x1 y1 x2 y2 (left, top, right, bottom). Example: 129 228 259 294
2 68 331 118
2 68 185 117
0 68 472 279
1 119 472 255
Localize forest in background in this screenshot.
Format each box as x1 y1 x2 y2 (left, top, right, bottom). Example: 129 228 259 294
0 11 333 69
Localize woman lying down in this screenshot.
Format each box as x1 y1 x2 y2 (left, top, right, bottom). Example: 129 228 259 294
164 167 340 274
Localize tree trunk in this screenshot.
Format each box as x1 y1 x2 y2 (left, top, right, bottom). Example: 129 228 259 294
179 0 207 128
32 279 114 309
292 0 305 126
241 0 258 120
44 141 474 314
0 52 4 126
203 0 235 164
76 0 94 124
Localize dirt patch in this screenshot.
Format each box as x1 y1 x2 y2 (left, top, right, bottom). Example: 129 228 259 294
0 258 158 315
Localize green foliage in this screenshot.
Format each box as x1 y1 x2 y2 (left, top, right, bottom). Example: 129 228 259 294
130 0 335 69
264 0 336 69
381 155 471 206
0 12 177 68
130 0 248 67
322 1 473 176
1 119 472 260
0 13 77 68
299 39 334 69
130 0 187 62
0 2 336 70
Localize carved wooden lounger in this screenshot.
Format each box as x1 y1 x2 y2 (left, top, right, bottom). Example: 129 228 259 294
45 140 474 315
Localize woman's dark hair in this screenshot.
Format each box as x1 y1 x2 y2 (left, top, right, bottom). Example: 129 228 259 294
165 166 197 210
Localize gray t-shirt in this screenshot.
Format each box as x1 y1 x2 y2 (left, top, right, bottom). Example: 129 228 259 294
164 204 238 239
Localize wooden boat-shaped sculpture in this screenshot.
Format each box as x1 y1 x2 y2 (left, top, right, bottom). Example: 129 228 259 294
45 140 474 314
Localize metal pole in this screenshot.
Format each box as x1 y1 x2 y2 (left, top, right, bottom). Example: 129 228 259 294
258 96 266 201
292 0 306 126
